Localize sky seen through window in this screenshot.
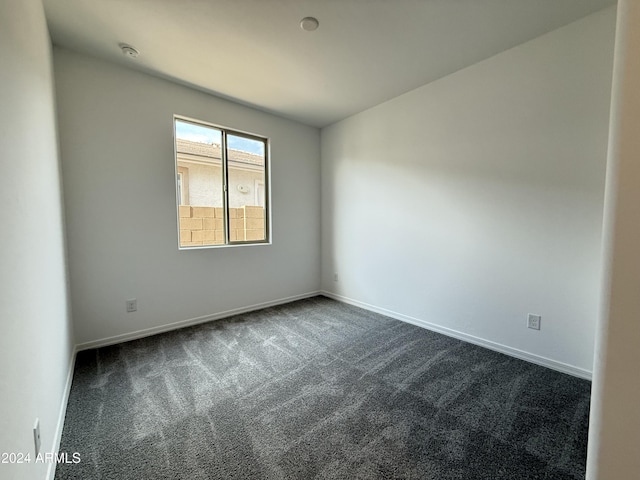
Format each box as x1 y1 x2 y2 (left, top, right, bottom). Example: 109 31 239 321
176 120 264 156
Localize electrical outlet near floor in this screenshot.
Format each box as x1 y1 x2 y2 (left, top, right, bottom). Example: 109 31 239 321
334 273 339 282
33 418 41 456
527 313 541 330
126 298 137 313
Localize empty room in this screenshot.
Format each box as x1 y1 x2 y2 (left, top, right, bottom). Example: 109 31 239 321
2 0 640 479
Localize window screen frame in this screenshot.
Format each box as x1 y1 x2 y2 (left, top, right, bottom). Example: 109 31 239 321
173 114 271 249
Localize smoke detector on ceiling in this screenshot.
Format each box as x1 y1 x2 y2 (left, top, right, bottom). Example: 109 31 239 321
119 43 139 59
300 17 319 32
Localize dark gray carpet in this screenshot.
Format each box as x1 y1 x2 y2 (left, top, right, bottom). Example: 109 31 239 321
55 296 591 479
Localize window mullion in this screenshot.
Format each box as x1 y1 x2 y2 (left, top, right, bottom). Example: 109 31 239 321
221 131 229 244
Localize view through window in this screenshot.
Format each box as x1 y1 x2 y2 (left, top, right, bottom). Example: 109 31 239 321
174 117 269 247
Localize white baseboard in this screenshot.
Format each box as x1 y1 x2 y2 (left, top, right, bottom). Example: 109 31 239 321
76 291 322 351
320 291 592 380
46 346 77 480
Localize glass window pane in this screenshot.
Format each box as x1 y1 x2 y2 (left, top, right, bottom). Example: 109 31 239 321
175 120 224 247
227 134 266 242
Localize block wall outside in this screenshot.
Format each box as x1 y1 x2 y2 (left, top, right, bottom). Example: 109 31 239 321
179 205 265 246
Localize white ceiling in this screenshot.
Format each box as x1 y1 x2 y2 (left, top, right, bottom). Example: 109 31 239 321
43 0 615 128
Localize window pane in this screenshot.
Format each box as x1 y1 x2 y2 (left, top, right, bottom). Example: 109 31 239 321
175 120 224 247
227 134 266 242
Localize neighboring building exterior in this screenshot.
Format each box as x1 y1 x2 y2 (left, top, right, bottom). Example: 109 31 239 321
176 139 266 246
176 138 266 209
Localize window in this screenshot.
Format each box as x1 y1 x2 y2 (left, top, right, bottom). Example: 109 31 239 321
174 116 269 248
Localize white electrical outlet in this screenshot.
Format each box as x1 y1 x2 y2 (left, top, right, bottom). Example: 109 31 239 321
334 273 339 282
33 418 41 455
126 299 137 312
527 314 541 330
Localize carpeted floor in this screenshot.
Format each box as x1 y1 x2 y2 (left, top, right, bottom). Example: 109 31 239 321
55 296 591 479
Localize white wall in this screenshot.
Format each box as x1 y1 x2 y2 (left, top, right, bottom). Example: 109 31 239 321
321 8 616 375
0 1 74 479
53 48 321 346
587 1 640 477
